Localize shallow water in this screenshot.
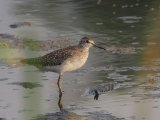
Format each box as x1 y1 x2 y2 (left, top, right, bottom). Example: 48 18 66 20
1 0 160 120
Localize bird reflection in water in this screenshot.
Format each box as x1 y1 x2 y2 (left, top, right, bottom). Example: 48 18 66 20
57 75 63 111
57 83 100 113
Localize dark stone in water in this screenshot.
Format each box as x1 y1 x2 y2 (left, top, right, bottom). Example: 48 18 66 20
0 118 6 120
9 82 42 89
32 111 125 120
0 33 15 39
32 110 88 120
9 22 31 28
0 78 8 81
88 111 125 120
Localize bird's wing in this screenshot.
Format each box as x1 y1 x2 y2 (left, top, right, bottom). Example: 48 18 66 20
40 46 77 66
21 46 77 67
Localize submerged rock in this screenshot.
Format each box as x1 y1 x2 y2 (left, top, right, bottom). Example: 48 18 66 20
9 82 42 89
9 22 31 28
0 33 16 40
32 110 88 120
0 118 6 120
32 111 125 120
87 111 125 120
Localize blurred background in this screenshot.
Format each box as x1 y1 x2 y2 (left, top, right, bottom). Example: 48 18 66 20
0 0 160 120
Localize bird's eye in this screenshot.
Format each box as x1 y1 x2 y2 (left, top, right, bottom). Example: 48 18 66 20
86 40 90 43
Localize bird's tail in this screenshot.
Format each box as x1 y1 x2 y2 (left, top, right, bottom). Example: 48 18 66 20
21 57 41 65
1 57 25 68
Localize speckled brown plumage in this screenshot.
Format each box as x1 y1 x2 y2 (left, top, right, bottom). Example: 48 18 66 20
22 46 86 66
42 46 86 66
21 37 105 74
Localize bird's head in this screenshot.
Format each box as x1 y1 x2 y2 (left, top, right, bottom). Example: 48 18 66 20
79 37 106 50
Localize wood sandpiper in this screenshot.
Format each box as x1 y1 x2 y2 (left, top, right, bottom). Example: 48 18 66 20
21 37 106 97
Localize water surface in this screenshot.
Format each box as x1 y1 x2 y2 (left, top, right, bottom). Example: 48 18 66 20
1 0 160 120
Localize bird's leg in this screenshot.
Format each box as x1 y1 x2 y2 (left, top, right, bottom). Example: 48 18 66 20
57 74 63 94
58 90 63 111
57 74 63 111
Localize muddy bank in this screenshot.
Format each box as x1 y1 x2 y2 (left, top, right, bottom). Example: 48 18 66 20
32 110 125 120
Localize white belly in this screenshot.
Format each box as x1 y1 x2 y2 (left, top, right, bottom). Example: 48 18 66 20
42 54 88 73
61 55 88 73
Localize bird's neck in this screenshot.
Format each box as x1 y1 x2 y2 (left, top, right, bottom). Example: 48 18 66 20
78 44 90 51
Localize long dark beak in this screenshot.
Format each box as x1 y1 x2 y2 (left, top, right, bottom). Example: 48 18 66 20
91 43 106 50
